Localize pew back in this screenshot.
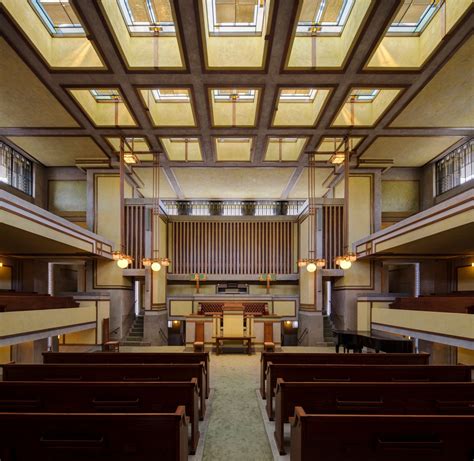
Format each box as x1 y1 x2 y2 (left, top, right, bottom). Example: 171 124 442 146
274 380 474 454
266 363 472 419
2 362 207 418
0 380 200 454
42 351 211 398
260 352 430 398
290 411 474 461
0 411 188 461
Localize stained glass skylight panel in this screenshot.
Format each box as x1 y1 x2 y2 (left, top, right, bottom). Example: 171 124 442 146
117 0 176 34
30 0 84 35
212 89 256 102
279 89 317 102
348 89 379 102
152 89 190 102
296 0 354 35
90 89 123 102
206 0 266 35
388 0 441 34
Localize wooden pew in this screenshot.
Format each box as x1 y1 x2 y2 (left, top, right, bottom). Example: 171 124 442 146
43 351 211 398
2 362 207 419
275 380 474 454
259 352 430 398
290 411 474 461
390 296 474 314
265 363 472 419
0 379 200 454
0 411 188 461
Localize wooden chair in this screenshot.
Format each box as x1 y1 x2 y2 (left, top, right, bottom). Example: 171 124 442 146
101 317 119 352
263 321 275 352
193 321 205 352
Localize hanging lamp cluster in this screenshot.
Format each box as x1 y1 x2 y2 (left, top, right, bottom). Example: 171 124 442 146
334 137 357 270
141 151 171 272
115 137 134 269
297 151 326 272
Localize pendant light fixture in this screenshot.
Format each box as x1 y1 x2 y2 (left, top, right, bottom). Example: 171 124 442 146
297 152 326 272
114 137 133 269
335 137 357 270
142 151 170 271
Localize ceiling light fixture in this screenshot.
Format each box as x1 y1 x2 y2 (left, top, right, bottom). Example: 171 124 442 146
142 151 171 271
114 137 134 269
297 151 326 272
335 137 357 270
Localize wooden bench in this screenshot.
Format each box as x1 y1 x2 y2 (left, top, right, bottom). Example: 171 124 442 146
290 411 474 461
0 379 200 454
42 351 211 398
0 410 188 461
2 362 207 419
275 380 474 454
259 352 430 398
265 363 472 419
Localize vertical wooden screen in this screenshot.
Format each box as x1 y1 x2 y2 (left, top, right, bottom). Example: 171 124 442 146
125 205 146 269
322 205 344 269
170 220 295 274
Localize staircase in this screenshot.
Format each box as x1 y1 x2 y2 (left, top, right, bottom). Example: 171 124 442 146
322 315 335 346
120 314 150 346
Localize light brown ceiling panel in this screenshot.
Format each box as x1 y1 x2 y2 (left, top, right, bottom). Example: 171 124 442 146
391 36 474 127
214 137 253 162
0 39 78 128
272 87 331 127
98 0 185 69
161 138 203 162
209 88 261 127
264 137 308 162
172 167 295 199
285 0 372 70
6 136 107 167
68 88 137 127
198 0 274 69
366 0 471 70
2 0 105 69
331 88 402 127
359 136 463 167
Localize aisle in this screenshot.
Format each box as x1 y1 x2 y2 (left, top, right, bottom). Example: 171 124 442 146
202 353 273 461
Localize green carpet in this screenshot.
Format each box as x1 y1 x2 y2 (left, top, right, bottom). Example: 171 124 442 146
202 352 273 461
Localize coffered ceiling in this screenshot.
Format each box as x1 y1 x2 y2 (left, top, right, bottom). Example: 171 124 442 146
0 0 472 200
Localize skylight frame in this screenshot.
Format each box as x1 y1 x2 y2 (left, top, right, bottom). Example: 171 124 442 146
387 0 442 35
151 89 191 103
348 89 380 103
90 89 123 103
206 0 266 36
296 0 354 36
117 0 176 36
212 89 257 102
29 0 85 36
279 88 318 102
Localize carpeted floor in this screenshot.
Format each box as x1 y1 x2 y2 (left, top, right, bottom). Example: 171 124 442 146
112 344 334 460
202 352 273 461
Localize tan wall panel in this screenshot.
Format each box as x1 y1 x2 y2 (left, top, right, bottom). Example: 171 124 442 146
0 266 12 290
49 181 87 213
458 347 474 365
0 306 96 338
372 308 474 340
457 266 474 291
273 300 296 317
382 181 419 213
169 300 193 316
64 328 96 344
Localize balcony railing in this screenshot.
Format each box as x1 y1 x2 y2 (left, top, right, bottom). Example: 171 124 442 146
161 200 305 217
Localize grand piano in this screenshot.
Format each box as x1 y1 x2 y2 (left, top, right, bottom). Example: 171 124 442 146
332 329 414 353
